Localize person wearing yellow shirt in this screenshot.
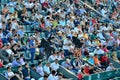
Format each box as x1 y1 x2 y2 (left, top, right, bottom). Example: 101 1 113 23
84 32 89 39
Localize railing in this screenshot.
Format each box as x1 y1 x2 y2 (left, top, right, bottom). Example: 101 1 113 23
84 68 120 80
0 73 8 80
79 0 119 28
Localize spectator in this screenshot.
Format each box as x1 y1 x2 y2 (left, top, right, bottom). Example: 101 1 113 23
48 51 58 62
50 59 59 71
0 59 3 68
106 63 115 71
12 57 21 67
29 36 36 63
5 66 19 80
43 62 51 75
72 57 83 72
36 61 44 76
16 66 23 80
31 64 36 71
62 59 77 73
63 36 72 57
22 63 31 80
19 54 25 65
93 54 101 66
48 70 58 80
77 69 84 80
38 74 48 80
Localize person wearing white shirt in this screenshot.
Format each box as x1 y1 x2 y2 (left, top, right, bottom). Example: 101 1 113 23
38 74 48 80
50 59 59 71
106 63 115 71
63 36 72 56
43 62 51 75
36 61 44 76
94 47 105 55
48 52 58 62
48 70 58 80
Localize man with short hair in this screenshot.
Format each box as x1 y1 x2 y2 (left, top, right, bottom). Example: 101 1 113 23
50 59 59 71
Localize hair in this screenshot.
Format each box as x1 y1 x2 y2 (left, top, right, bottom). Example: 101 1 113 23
44 74 48 78
20 54 24 57
51 70 56 75
16 57 20 61
38 61 42 65
31 64 35 68
7 66 11 70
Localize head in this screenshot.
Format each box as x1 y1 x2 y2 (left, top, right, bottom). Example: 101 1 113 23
94 54 98 57
25 63 29 68
46 62 50 67
20 54 24 58
31 64 36 70
51 70 56 76
38 61 42 66
55 59 59 64
66 59 71 63
44 74 48 80
7 66 11 72
16 57 20 62
109 63 113 67
58 73 63 79
18 66 22 71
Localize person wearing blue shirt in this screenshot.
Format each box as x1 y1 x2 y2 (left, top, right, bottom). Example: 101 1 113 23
29 36 36 63
12 58 21 67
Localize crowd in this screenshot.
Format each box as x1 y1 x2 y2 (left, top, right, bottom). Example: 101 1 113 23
0 0 120 80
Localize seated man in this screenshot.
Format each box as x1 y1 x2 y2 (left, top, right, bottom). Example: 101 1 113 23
36 61 44 76
43 62 51 75
48 70 58 80
12 57 21 67
106 63 115 71
50 59 59 71
61 59 77 73
22 63 31 80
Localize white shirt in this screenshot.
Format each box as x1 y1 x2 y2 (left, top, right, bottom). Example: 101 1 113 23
48 74 58 80
63 38 72 50
96 49 105 55
6 49 14 56
48 55 57 62
40 0 45 3
36 66 44 76
50 62 59 71
43 65 50 74
7 71 14 79
106 66 114 71
0 32 3 38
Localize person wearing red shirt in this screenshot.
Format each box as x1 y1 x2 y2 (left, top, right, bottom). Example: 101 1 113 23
0 59 3 68
77 68 84 80
100 55 110 69
42 0 49 9
83 63 90 75
102 45 109 53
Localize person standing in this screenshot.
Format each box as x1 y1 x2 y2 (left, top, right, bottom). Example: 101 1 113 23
29 36 36 63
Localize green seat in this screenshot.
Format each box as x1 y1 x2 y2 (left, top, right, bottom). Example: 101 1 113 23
0 68 7 74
